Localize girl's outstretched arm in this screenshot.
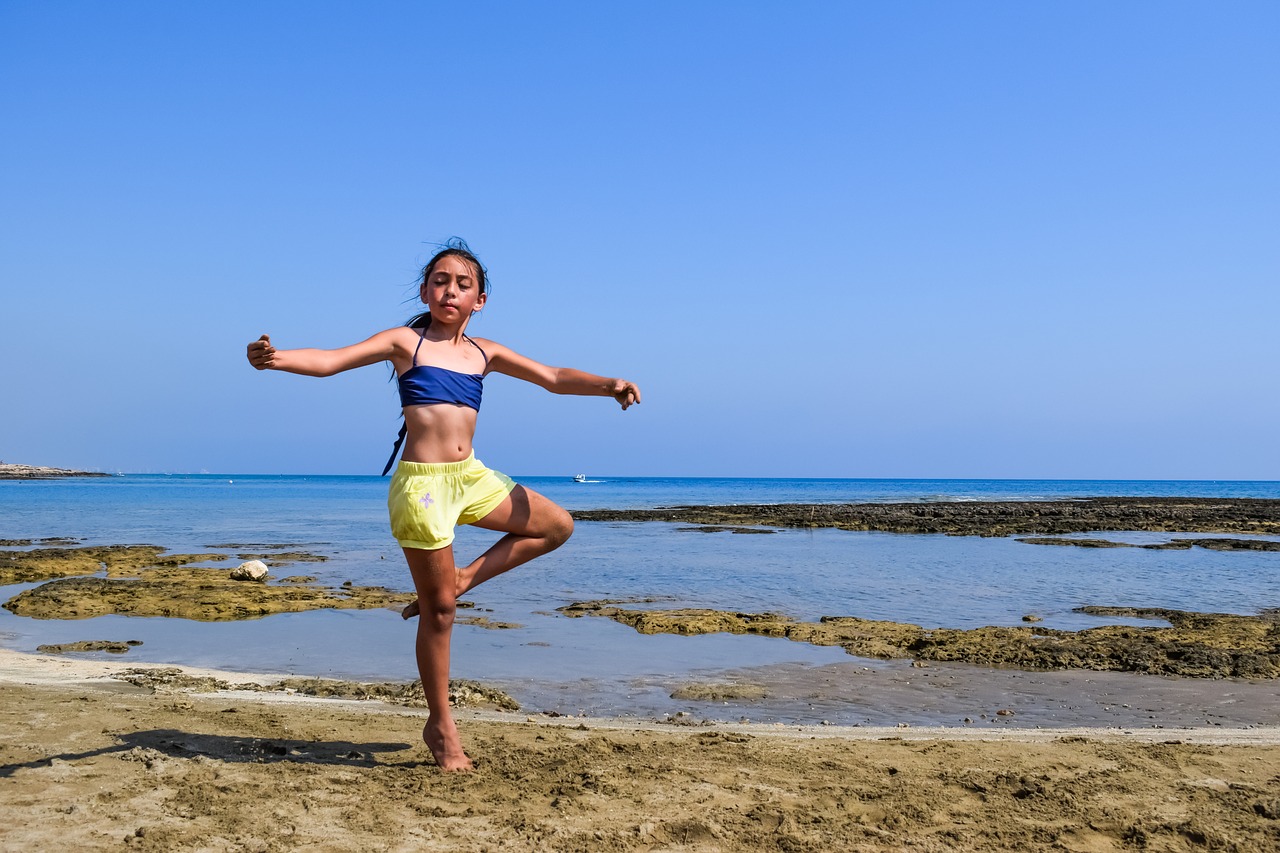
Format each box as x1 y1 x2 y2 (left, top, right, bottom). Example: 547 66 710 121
479 340 641 410
246 329 404 377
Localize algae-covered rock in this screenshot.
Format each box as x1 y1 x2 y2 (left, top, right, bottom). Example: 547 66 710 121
273 677 519 710
675 526 777 535
111 668 518 710
0 545 224 584
1168 538 1280 551
114 667 266 693
573 497 1280 537
0 543 385 621
1017 538 1132 548
37 639 143 654
235 551 329 566
671 683 769 701
1018 536 1280 551
559 601 1280 679
0 543 336 587
3 569 414 621
0 537 80 547
458 615 524 630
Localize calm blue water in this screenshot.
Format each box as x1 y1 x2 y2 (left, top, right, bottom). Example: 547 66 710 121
3 475 1279 722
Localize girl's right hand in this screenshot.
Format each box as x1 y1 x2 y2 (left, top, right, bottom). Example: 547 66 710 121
247 334 276 370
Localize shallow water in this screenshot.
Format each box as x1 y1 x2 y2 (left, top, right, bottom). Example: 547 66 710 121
3 475 1279 723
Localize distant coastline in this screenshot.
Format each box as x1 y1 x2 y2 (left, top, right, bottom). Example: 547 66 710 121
0 463 109 480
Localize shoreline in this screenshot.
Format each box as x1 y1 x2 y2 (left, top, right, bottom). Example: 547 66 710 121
4 650 1280 851
6 648 1277 743
6 636 1280 731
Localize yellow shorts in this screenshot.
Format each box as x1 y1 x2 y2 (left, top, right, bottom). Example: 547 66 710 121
387 454 517 551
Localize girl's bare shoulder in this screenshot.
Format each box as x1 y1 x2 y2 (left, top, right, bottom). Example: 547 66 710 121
470 336 520 364
468 338 556 383
383 324 421 338
380 324 423 352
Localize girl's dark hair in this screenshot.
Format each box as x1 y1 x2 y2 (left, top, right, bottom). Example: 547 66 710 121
406 237 488 329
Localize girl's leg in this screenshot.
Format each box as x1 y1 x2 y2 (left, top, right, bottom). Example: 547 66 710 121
457 484 574 595
403 544 473 771
401 485 573 618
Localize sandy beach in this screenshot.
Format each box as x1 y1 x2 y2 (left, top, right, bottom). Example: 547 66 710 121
3 650 1279 852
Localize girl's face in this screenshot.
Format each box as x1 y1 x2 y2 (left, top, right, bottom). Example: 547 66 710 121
421 255 486 321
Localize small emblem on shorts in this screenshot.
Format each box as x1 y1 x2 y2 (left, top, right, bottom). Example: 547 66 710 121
418 492 434 508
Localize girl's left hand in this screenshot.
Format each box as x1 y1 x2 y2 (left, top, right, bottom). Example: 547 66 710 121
612 380 641 410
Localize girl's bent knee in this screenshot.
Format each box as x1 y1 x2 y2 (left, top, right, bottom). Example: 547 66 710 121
549 512 574 548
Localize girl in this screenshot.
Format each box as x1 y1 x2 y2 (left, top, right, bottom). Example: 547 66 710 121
246 241 640 771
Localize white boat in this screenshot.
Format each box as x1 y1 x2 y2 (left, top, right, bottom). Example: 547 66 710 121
573 474 588 483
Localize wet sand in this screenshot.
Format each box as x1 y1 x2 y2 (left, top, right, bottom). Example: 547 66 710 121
4 651 1280 852
704 657 1280 730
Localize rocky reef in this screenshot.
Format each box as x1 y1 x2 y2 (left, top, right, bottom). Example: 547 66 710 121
112 666 519 710
1019 536 1280 551
0 544 225 585
559 600 1280 679
572 497 1280 537
5 572 414 621
37 639 143 654
1 542 412 621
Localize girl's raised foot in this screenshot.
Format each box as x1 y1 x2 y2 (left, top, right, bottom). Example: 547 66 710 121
424 718 473 772
403 567 471 619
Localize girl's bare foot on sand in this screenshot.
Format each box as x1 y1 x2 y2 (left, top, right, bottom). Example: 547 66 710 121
424 717 473 772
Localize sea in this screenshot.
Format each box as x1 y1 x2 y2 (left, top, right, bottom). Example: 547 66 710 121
3 475 1280 724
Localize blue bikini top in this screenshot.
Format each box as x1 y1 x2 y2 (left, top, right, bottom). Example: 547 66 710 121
397 333 487 410
383 332 488 475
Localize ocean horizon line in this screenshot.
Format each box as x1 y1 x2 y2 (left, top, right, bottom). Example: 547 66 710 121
41 471 1280 485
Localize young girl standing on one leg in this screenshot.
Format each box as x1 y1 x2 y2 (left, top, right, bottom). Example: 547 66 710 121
246 241 640 771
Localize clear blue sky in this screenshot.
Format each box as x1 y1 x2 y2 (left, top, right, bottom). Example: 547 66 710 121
2 1 1277 479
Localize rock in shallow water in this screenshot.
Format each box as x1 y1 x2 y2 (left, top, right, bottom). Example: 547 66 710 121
230 560 269 582
0 544 411 621
37 639 143 654
3 571 414 621
559 600 1280 679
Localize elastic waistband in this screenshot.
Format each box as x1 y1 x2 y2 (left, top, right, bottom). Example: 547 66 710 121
393 452 481 476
